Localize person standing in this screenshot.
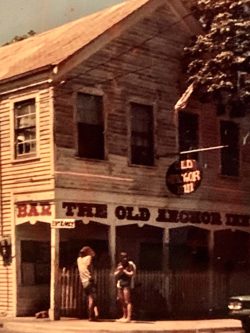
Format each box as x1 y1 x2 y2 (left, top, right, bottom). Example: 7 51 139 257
114 252 136 323
77 246 99 321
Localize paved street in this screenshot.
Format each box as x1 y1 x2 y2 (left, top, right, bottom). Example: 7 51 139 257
0 317 244 333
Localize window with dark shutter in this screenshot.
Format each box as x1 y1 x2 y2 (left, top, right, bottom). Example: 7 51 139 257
220 120 239 176
130 103 154 166
76 92 104 160
178 111 199 160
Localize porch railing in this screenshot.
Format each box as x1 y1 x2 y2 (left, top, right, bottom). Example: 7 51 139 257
60 267 250 319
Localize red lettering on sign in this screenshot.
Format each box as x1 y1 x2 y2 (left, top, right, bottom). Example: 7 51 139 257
17 204 27 218
17 202 52 218
27 204 39 217
40 203 51 216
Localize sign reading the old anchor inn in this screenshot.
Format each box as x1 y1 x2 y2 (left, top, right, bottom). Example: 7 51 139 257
166 159 202 195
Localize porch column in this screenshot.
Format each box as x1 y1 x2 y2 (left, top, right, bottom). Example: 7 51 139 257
108 217 116 317
162 227 170 272
163 227 171 314
49 227 60 320
208 230 214 312
109 220 116 268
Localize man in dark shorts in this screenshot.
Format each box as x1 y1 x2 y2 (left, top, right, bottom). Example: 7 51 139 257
77 246 99 321
114 252 136 323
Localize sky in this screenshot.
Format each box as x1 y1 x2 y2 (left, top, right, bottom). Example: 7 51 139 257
0 0 125 45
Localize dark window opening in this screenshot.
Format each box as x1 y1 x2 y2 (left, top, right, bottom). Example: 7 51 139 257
169 227 209 271
21 240 50 285
14 99 36 159
139 242 162 270
76 93 104 160
130 103 154 166
220 120 239 176
214 230 250 272
178 111 199 160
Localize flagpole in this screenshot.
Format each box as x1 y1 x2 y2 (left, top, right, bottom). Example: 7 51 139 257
180 145 228 155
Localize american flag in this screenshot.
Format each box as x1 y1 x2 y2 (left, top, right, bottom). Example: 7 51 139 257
174 82 194 112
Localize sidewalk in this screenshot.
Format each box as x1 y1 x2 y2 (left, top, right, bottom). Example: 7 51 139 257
0 317 243 333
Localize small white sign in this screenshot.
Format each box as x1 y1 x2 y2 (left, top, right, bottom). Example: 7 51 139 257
51 219 75 228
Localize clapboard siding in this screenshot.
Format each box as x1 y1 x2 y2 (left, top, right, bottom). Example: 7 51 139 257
51 8 197 197
53 7 250 206
0 86 54 315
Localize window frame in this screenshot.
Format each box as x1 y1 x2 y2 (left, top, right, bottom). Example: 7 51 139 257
129 100 155 167
10 94 40 162
74 88 106 161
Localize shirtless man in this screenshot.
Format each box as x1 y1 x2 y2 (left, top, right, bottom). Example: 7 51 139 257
114 252 136 323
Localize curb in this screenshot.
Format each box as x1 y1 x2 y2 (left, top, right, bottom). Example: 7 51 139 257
1 321 243 333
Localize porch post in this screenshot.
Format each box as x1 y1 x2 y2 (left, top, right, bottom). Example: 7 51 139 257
108 217 116 317
162 227 170 272
163 227 171 314
208 230 214 313
49 227 60 320
109 220 116 269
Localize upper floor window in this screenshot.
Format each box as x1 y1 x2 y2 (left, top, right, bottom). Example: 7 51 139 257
130 103 154 166
76 92 104 160
220 120 239 176
178 111 199 160
14 98 36 159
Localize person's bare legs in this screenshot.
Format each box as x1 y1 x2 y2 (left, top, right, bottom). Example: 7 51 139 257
123 287 132 322
117 289 127 320
88 295 98 320
94 305 99 318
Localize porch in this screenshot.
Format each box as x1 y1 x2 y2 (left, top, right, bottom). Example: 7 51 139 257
60 268 250 320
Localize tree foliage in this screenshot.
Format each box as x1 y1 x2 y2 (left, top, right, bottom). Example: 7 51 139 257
184 0 250 113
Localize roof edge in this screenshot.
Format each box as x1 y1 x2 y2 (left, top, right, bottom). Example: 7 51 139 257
0 65 53 93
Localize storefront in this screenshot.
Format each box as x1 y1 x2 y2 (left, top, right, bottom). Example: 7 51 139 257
13 193 250 318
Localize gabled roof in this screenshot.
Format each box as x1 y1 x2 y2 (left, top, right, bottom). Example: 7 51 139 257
0 0 198 84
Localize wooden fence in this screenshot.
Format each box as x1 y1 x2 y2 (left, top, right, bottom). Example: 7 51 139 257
60 267 250 319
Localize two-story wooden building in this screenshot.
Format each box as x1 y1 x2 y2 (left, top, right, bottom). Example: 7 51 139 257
0 0 250 320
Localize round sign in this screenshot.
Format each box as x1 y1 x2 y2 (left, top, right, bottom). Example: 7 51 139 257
166 159 202 195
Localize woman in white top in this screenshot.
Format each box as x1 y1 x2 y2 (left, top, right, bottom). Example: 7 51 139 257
77 246 99 321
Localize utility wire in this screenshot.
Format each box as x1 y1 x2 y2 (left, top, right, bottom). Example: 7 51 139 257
53 9 197 92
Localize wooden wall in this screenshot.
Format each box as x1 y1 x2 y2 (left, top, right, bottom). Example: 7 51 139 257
53 6 187 196
0 84 55 315
53 6 250 209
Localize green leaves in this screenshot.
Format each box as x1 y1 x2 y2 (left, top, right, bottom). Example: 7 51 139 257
184 0 250 110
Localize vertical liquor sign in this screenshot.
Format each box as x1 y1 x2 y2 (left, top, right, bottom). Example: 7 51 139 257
166 159 202 195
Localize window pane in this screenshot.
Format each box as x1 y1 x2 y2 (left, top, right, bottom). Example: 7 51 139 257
179 111 199 160
220 121 239 176
77 93 103 124
130 103 154 166
16 114 36 129
76 93 104 160
14 99 36 158
78 123 104 159
15 99 35 116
